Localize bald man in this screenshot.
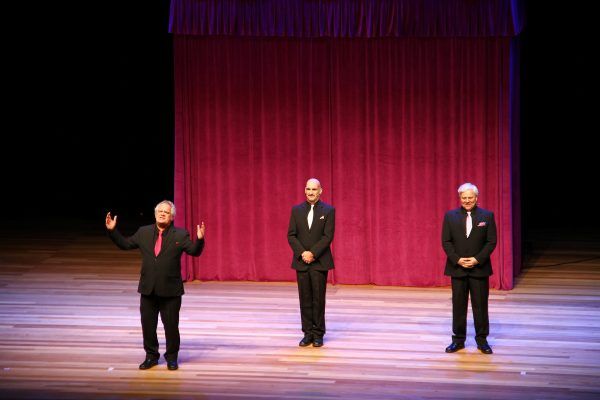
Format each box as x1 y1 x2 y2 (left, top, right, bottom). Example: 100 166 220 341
287 178 335 347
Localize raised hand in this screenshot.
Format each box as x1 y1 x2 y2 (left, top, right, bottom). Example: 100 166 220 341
197 222 206 240
105 212 117 231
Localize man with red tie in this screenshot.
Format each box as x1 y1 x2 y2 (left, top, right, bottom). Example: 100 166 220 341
105 200 205 370
442 183 497 354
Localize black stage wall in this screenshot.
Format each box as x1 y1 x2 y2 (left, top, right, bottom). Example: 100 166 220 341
5 1 598 236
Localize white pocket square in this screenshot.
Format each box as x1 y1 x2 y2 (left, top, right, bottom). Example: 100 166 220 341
320 216 325 220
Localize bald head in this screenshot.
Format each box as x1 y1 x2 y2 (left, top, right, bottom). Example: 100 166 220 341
305 178 323 205
307 178 321 188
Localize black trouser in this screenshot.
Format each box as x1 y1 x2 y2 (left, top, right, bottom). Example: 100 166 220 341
140 294 182 362
296 269 328 339
451 276 489 345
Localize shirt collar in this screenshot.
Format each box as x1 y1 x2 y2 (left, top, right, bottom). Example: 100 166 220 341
155 223 173 235
306 200 320 208
460 206 478 214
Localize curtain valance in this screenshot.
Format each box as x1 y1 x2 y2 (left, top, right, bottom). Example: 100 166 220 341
169 0 525 38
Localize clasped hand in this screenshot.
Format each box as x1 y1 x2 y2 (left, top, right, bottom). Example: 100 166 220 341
301 251 315 264
458 257 478 268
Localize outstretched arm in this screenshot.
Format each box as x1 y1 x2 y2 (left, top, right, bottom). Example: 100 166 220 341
105 212 138 250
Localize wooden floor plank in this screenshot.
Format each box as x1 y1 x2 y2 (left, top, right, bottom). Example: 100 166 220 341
1 226 599 399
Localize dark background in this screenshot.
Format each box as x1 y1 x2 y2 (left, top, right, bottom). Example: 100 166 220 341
6 1 598 237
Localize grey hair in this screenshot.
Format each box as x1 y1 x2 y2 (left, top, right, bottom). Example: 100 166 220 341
155 200 176 217
457 182 479 196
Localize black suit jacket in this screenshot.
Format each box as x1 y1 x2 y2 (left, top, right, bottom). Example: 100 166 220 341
442 206 497 278
287 200 335 272
108 224 204 296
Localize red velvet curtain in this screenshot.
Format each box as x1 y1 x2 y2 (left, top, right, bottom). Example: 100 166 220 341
174 36 516 289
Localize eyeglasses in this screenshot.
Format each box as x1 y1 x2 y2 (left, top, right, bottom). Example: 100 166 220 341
157 210 171 215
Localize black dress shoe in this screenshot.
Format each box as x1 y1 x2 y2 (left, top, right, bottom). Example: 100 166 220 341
477 343 493 354
312 338 324 347
445 342 465 353
167 360 179 370
139 359 159 370
299 336 313 347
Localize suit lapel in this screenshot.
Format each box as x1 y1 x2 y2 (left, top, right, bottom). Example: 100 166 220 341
471 208 482 227
314 203 323 224
159 226 175 255
456 209 467 237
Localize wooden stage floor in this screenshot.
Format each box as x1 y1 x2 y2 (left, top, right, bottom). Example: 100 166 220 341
1 223 599 399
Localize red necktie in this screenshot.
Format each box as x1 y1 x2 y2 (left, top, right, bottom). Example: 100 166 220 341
154 231 163 256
